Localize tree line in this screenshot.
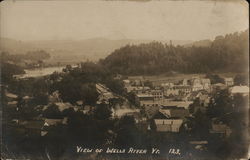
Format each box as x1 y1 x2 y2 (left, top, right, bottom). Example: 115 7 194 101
100 30 249 75
1 50 50 63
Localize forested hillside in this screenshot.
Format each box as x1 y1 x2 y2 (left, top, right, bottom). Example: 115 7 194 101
101 30 249 75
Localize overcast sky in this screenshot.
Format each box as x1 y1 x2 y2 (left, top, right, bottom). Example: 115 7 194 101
0 0 248 41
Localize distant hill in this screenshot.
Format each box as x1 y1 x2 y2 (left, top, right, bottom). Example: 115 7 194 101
101 30 249 75
0 38 36 53
0 38 192 63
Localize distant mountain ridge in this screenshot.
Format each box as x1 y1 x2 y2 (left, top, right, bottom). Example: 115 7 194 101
0 37 193 62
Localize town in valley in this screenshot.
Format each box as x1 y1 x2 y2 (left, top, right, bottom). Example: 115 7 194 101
1 0 249 160
2 46 249 159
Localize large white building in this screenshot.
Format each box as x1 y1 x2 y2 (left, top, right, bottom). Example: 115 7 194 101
191 78 211 91
224 78 234 86
229 85 249 96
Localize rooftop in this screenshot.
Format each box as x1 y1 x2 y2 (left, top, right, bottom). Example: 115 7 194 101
7 101 18 105
154 119 183 125
230 86 249 94
5 92 18 99
136 94 154 98
161 101 193 109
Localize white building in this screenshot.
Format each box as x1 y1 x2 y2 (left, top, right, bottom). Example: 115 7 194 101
150 89 164 101
191 78 211 91
229 85 249 96
224 78 234 86
201 78 211 90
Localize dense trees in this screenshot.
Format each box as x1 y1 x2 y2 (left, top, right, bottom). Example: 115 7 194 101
101 30 248 75
0 62 25 84
43 103 62 118
53 79 99 105
206 89 249 159
234 74 249 85
205 74 224 84
114 115 145 147
8 78 49 101
105 78 125 95
126 92 138 107
100 42 185 75
64 106 115 147
49 61 127 105
49 62 104 105
207 89 234 119
93 103 112 120
1 50 50 62
191 110 211 139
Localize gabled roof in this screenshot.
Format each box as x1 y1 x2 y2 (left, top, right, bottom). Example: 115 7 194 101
161 101 193 109
159 106 189 118
7 101 18 105
159 110 171 118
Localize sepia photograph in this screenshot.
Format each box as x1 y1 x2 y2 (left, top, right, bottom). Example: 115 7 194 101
0 0 249 159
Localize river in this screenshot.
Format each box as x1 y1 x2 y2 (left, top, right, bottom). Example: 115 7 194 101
14 66 65 79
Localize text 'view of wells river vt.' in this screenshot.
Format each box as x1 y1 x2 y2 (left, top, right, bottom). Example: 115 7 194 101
0 0 249 160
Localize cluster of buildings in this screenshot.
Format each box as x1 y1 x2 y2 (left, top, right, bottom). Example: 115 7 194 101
123 77 213 118
4 89 69 137
4 80 132 138
3 86 91 138
3 73 249 143
122 76 248 137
